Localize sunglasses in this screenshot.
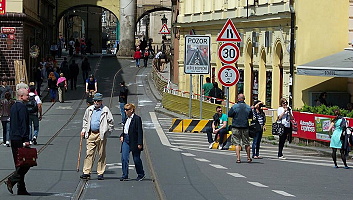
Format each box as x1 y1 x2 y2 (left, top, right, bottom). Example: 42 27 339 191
94 100 102 102
124 108 130 111
218 110 222 112
282 102 288 105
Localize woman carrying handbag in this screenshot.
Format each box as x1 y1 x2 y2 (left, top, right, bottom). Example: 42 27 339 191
276 98 293 159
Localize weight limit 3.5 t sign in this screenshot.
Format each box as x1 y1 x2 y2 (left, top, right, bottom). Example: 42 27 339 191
184 35 210 74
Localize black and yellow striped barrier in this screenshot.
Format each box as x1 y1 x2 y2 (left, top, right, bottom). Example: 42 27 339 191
169 118 212 133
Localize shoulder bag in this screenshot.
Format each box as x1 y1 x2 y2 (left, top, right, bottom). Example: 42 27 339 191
249 110 262 138
272 121 284 136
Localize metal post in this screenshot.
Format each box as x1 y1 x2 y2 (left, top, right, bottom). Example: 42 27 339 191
226 87 229 115
189 74 192 118
289 0 295 107
200 75 203 119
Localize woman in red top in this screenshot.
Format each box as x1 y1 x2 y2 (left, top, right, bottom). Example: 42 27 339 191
133 46 142 67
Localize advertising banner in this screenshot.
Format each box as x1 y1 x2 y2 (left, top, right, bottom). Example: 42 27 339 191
0 0 5 15
292 111 352 142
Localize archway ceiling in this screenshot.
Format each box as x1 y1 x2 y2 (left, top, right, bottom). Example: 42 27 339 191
58 0 120 19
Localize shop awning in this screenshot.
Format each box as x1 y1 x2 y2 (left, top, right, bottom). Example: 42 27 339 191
296 49 353 78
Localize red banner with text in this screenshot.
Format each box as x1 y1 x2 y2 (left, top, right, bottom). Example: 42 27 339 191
292 111 353 142
0 0 5 15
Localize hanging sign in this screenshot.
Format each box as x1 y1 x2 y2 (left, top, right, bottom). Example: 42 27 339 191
159 23 170 34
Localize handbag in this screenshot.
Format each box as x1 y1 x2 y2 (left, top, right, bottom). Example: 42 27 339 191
291 119 298 132
249 120 261 138
16 147 38 167
272 121 284 136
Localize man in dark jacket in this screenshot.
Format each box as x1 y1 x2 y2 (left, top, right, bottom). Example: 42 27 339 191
5 88 31 195
119 81 128 124
81 57 91 84
209 82 224 104
60 57 70 79
119 103 145 181
69 60 79 90
228 94 253 163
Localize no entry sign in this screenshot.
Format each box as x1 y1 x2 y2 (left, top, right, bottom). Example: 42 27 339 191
218 43 240 64
218 65 240 87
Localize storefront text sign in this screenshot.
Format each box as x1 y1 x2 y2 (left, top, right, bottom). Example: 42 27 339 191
0 0 5 15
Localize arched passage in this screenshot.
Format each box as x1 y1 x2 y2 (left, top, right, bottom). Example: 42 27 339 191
273 40 284 106
58 5 118 54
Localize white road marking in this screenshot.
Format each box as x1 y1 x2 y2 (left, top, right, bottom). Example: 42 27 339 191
170 148 182 151
227 172 246 178
272 190 296 197
150 112 172 147
181 153 195 157
194 158 210 162
247 181 268 188
209 164 227 169
56 106 72 110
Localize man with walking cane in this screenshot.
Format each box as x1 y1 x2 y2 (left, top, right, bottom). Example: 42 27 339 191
79 93 114 180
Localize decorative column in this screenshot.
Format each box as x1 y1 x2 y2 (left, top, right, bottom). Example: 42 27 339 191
118 0 136 56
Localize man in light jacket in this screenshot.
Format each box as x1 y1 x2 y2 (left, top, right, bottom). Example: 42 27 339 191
80 93 114 180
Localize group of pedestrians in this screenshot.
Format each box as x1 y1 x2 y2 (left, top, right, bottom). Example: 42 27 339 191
133 46 150 68
207 94 293 163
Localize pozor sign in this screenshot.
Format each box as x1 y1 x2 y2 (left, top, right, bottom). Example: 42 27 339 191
184 35 210 74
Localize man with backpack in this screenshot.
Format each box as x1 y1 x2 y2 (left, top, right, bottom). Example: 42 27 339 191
209 82 224 104
27 87 42 145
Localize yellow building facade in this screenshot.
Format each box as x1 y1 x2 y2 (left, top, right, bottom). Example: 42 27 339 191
175 0 349 109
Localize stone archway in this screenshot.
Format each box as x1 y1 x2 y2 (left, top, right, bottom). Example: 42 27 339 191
273 39 284 106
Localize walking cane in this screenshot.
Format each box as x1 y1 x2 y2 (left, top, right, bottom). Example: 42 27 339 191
76 135 83 172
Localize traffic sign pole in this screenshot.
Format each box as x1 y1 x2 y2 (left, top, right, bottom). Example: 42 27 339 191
226 87 229 115
200 75 203 119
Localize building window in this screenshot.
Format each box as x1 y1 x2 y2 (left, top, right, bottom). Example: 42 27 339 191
237 69 244 94
252 70 259 103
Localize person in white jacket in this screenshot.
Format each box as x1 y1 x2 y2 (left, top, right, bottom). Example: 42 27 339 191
80 93 114 180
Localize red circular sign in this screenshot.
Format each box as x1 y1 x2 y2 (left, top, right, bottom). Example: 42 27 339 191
218 43 240 64
218 65 240 87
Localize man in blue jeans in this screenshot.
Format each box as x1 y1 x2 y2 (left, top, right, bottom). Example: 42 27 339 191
119 81 128 125
206 106 228 150
119 103 145 181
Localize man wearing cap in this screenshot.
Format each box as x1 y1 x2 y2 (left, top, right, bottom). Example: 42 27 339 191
80 93 114 180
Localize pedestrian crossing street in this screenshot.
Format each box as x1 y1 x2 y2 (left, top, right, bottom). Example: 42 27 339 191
156 117 353 169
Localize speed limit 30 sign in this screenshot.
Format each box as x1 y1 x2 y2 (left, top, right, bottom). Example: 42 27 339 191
218 65 240 87
218 43 240 64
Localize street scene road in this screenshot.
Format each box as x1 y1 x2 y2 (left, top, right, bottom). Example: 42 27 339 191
0 55 352 200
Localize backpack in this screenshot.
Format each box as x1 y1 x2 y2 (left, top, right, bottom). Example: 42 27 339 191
26 95 38 114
